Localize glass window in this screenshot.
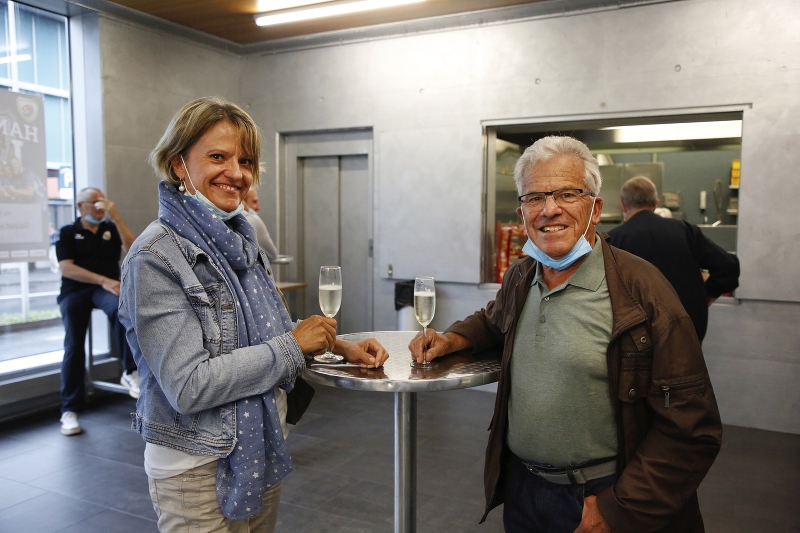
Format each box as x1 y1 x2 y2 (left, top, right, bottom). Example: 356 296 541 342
0 1 72 372
0 4 10 81
483 113 743 284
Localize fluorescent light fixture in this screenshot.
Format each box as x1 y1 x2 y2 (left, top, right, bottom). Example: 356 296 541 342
602 120 742 143
0 54 31 65
257 0 331 13
255 0 425 27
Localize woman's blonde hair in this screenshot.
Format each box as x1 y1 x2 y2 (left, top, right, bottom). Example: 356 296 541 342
149 96 262 186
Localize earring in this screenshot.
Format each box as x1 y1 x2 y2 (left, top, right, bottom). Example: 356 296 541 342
178 181 186 192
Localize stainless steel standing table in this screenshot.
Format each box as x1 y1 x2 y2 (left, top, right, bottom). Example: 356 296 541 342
302 331 501 533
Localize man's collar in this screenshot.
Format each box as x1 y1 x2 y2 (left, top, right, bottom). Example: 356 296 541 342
627 208 657 221
533 238 605 292
567 238 605 291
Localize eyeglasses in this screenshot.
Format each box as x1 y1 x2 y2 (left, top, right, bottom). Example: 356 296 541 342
517 188 593 209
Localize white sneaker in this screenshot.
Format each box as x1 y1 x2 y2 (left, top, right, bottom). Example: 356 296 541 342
60 411 81 436
121 370 140 399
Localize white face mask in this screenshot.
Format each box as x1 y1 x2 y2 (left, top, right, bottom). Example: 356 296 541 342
180 155 244 221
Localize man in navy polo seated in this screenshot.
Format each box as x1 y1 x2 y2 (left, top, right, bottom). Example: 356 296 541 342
55 187 137 435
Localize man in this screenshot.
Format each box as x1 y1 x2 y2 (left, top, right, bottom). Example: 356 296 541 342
55 187 138 435
409 137 721 533
609 176 739 341
243 187 279 262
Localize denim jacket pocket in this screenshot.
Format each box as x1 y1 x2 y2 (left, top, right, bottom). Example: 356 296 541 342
186 283 222 358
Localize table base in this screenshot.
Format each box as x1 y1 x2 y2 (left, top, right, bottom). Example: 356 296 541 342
395 391 417 533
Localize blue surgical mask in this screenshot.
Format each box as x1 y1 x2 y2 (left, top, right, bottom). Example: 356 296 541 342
83 214 104 225
180 156 245 221
521 197 597 270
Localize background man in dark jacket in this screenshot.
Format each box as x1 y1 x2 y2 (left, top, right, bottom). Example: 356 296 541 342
609 176 740 341
409 137 721 533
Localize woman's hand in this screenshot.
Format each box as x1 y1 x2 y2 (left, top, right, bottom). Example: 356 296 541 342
291 315 337 354
335 338 389 368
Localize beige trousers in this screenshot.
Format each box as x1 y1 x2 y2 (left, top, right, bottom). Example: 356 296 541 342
148 460 281 533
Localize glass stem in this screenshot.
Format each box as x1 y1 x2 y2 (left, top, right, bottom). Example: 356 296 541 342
422 326 427 363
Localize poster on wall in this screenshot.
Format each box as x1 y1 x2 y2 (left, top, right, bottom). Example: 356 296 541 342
0 90 48 265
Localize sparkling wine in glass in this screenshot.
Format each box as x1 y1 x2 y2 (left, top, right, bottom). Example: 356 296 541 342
314 266 343 363
411 276 437 368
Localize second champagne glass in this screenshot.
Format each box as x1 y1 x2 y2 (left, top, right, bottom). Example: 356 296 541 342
314 266 343 363
411 276 437 368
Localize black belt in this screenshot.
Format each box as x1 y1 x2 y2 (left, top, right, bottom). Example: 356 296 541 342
521 458 617 485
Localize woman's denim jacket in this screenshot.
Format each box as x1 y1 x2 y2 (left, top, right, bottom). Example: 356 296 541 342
118 221 306 457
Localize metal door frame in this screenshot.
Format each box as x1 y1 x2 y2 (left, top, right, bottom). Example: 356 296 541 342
279 128 374 326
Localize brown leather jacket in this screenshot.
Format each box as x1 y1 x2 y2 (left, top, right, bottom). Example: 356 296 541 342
447 237 722 533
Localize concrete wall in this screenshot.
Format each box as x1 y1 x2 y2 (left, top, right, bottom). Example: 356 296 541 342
96 15 243 235
93 0 800 433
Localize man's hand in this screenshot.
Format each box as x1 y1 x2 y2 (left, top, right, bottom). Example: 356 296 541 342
100 277 121 296
291 315 337 354
335 338 389 368
407 330 471 365
94 198 119 222
573 496 613 533
93 197 137 252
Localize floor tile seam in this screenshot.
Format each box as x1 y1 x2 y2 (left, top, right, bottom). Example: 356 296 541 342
23 479 152 508
0 490 108 523
95 505 159 523
278 497 355 516
333 517 384 533
49 508 114 533
291 462 346 477
0 448 32 463
18 452 147 484
0 483 47 511
296 466 394 487
413 484 485 504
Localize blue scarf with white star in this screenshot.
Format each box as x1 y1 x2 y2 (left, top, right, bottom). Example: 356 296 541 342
158 181 294 519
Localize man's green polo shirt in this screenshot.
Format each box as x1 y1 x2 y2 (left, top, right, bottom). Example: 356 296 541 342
507 239 617 467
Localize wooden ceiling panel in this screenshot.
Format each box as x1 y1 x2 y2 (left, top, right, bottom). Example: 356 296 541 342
108 0 548 44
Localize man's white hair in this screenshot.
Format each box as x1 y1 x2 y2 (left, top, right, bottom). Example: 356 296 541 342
513 136 602 196
76 187 102 204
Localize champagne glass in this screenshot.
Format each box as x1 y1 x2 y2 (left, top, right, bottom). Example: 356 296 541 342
410 277 437 369
314 266 343 363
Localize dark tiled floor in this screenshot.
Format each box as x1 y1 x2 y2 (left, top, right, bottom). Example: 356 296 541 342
0 387 798 533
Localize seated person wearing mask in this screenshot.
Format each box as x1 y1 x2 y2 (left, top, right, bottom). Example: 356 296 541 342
409 136 722 533
119 96 389 533
55 187 138 436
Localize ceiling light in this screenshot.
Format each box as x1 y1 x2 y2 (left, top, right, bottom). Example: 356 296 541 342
602 120 742 143
256 0 331 13
0 54 31 65
255 0 425 27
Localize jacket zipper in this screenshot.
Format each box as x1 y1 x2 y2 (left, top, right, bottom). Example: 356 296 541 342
661 379 703 407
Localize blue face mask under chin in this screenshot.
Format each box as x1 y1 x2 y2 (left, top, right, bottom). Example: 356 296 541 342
190 189 245 221
83 214 104 225
180 156 245 221
521 196 596 271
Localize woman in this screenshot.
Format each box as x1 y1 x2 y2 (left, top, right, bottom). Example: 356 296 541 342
118 96 388 532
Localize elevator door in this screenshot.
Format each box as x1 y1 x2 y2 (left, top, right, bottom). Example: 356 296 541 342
301 155 370 334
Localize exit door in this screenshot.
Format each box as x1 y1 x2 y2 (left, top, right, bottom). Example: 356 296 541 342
300 155 371 334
